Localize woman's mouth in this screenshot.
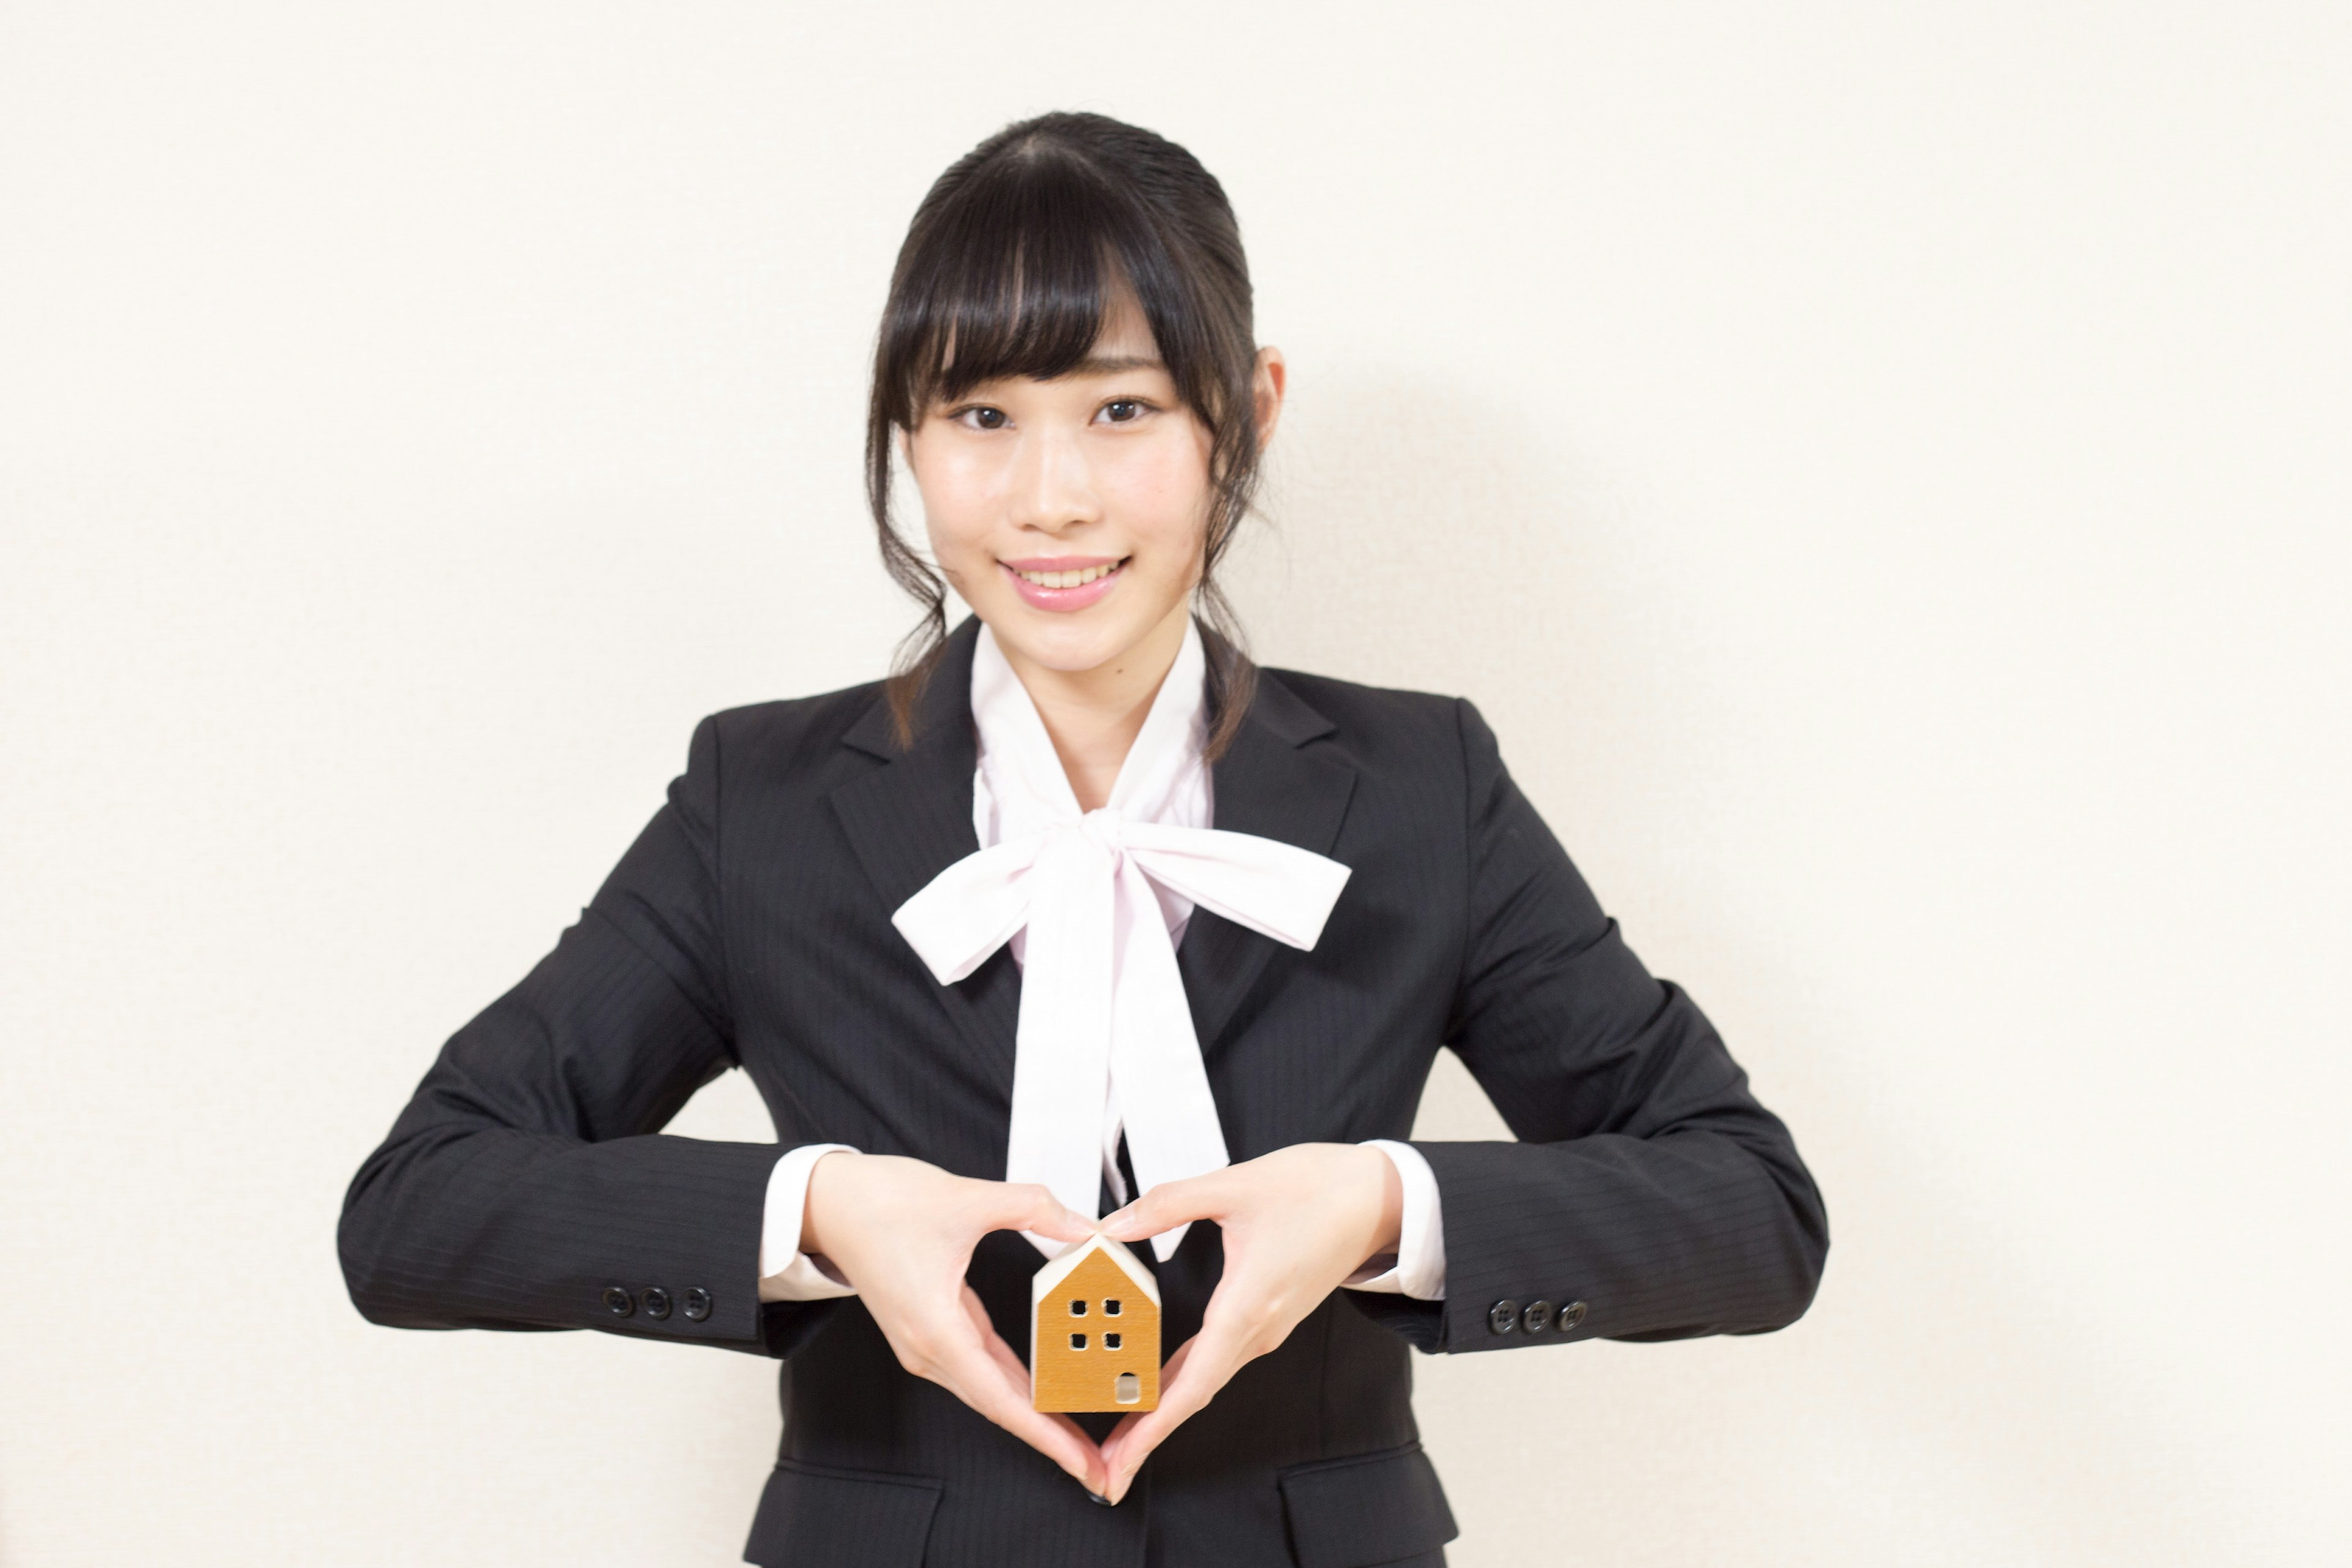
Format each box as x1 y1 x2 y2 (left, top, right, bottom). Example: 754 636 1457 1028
1001 555 1129 612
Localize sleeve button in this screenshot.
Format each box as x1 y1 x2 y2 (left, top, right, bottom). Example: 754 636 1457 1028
682 1287 712 1322
1487 1298 1522 1336
1558 1299 1588 1332
640 1286 673 1321
601 1286 635 1317
1521 1299 1555 1333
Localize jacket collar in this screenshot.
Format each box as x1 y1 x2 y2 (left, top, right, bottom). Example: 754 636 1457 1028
830 616 1359 1072
835 615 1341 763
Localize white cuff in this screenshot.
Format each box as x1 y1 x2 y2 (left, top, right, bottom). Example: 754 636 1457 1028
1340 1139 1447 1300
757 1144 862 1302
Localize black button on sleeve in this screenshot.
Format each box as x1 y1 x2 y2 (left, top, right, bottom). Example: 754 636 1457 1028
1521 1299 1554 1334
682 1287 712 1322
1558 1299 1588 1331
601 1286 634 1317
1487 1298 1521 1336
640 1286 673 1321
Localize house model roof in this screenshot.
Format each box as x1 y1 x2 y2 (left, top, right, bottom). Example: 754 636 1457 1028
1029 1232 1161 1310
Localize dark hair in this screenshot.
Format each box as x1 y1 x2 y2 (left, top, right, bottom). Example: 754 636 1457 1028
866 111 1262 757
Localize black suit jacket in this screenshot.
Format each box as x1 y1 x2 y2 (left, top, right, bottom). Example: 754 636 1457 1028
339 617 1827 1568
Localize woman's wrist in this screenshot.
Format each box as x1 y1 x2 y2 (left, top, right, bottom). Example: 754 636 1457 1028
799 1148 860 1260
1360 1142 1405 1260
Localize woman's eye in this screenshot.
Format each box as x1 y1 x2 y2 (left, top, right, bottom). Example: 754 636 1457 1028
957 407 1008 431
1098 399 1146 424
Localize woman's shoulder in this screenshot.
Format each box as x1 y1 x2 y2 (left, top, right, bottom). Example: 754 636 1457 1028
1253 662 1489 771
1258 662 1461 719
706 674 886 740
680 674 899 798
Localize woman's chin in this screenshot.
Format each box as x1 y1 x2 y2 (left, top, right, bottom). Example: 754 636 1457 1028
991 625 1134 677
982 601 1179 680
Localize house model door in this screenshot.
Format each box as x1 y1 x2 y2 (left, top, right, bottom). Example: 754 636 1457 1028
1030 1234 1161 1413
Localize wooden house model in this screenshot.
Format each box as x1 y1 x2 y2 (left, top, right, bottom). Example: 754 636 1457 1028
1030 1233 1161 1413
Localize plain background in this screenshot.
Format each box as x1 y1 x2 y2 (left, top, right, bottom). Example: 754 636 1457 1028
3 2 2346 1563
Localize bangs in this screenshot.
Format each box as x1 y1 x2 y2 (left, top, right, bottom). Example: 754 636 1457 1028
878 147 1213 422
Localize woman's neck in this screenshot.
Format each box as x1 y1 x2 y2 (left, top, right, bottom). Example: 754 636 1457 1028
997 602 1191 812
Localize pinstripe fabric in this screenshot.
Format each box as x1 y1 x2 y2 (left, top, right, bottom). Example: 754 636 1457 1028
338 617 1827 1567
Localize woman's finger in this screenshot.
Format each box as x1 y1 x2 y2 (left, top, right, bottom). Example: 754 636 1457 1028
919 1311 1107 1494
1100 1333 1197 1455
1099 1324 1252 1504
956 1286 1109 1494
1098 1170 1228 1245
976 1180 1098 1245
974 1329 1101 1480
949 1286 1106 1487
967 1370 1106 1493
961 1283 1042 1387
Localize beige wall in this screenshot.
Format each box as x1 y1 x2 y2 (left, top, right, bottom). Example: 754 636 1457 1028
3 3 2345 1562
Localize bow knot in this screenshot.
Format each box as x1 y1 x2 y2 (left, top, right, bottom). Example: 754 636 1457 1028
1077 809 1128 856
888 630 1351 1261
893 817 1349 1259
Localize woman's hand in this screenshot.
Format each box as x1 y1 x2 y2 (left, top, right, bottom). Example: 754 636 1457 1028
1095 1144 1404 1504
802 1152 1107 1495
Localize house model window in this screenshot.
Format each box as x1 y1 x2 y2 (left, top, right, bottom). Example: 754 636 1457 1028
1029 1233 1161 1413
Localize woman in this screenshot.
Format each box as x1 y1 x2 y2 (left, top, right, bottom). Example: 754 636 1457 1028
339 111 1827 1568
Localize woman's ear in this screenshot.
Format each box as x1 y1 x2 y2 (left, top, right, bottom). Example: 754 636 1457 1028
1251 346 1287 452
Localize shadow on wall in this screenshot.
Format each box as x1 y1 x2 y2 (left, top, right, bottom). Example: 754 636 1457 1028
1220 373 2238 1563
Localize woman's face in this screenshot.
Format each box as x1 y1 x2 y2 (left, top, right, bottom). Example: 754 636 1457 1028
904 296 1278 684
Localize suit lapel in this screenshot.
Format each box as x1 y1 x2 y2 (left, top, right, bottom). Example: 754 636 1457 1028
827 622 1361 1099
827 620 1022 1096
1178 666 1359 1054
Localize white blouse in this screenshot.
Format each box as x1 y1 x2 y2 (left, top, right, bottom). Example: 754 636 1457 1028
755 620 1446 1302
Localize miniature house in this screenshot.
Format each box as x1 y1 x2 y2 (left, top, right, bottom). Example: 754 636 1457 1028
1030 1233 1161 1414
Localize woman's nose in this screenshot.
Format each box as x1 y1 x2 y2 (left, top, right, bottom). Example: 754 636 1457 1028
1006 428 1102 534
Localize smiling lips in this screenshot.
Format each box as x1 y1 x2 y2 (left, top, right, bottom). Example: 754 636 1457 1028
1002 555 1129 612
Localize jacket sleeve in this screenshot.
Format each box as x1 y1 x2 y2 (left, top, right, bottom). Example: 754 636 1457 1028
337 712 811 1355
1379 698 1828 1354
